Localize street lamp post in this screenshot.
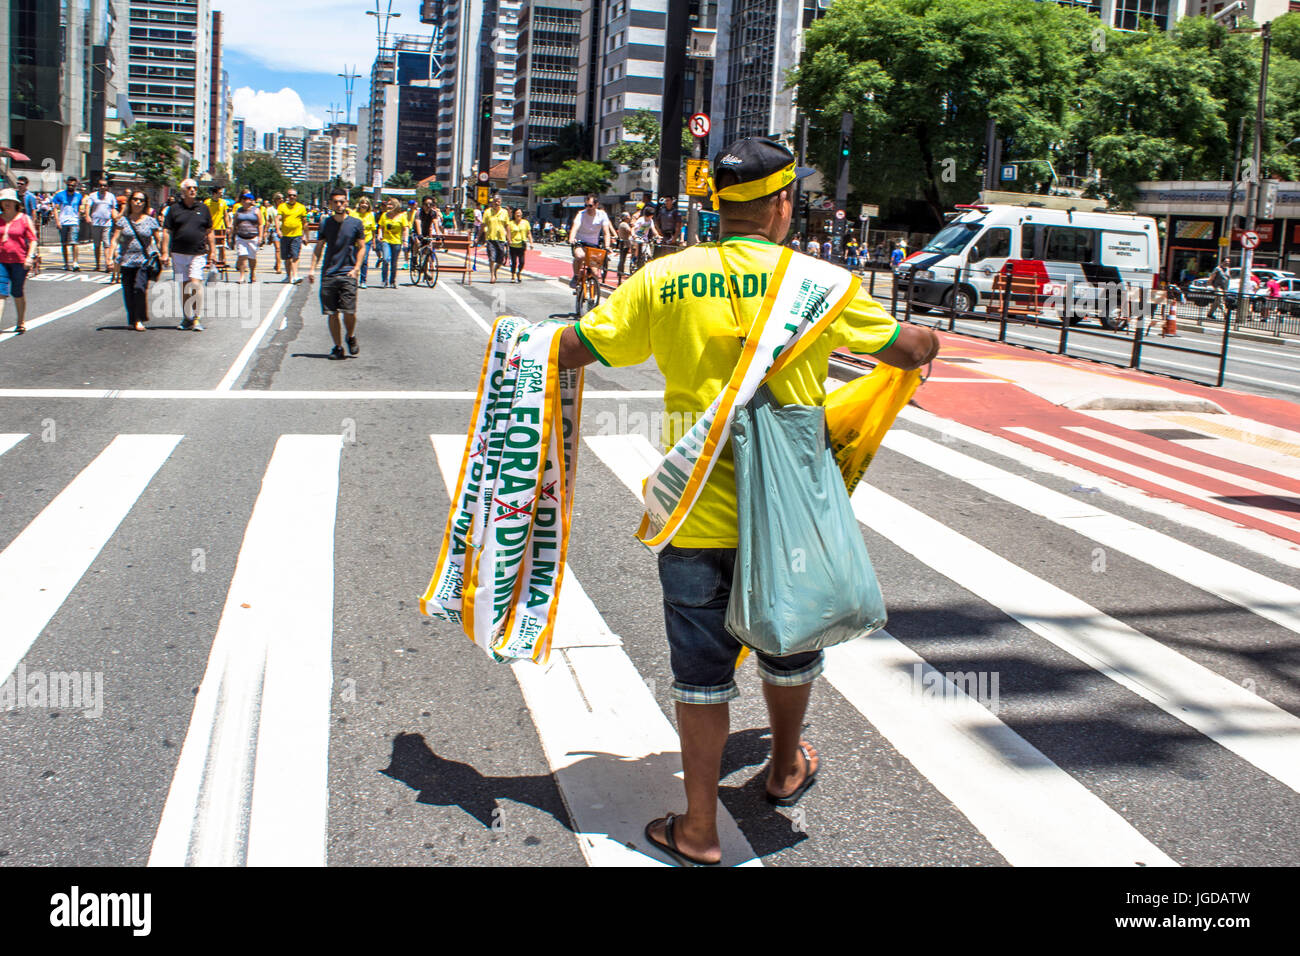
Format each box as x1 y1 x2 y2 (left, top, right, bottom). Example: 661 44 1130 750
1233 21 1271 334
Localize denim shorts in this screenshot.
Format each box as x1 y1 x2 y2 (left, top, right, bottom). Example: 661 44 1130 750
657 544 823 704
0 262 27 298
280 235 302 261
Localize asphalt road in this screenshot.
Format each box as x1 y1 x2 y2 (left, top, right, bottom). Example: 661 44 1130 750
0 252 1296 867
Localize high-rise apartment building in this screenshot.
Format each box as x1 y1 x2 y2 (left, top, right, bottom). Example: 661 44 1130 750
262 131 277 153
364 33 439 186
1044 1 1299 28
511 0 583 180
276 126 307 180
590 0 668 160
122 0 211 165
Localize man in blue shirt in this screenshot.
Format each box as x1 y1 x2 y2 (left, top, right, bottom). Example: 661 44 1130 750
15 177 38 219
51 177 84 271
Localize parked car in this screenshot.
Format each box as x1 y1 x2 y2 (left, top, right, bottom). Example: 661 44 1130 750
1186 267 1296 306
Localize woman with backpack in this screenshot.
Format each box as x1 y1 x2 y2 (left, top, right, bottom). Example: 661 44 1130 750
109 191 163 331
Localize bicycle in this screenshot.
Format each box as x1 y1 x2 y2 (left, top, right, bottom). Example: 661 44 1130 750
575 245 606 317
412 236 440 287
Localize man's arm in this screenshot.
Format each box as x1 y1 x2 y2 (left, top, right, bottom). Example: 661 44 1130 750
872 324 940 371
558 325 598 369
308 225 326 281
350 235 365 279
159 212 171 262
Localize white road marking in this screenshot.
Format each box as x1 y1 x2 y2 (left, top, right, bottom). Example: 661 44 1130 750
899 406 1300 572
429 434 759 867
439 283 494 334
214 284 294 390
822 636 1176 867
1007 426 1300 538
853 483 1300 794
1064 426 1300 499
0 388 664 400
0 435 180 685
584 432 1176 867
150 435 341 867
0 285 119 342
0 433 27 457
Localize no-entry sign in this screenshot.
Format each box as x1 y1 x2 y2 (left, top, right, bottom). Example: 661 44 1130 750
689 113 711 138
1241 231 1260 249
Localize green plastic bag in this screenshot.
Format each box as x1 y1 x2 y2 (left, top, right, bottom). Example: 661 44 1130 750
725 386 887 656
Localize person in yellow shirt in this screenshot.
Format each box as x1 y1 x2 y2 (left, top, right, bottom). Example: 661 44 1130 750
353 196 377 288
482 193 512 284
275 189 308 284
205 185 230 268
506 206 531 283
555 136 938 866
376 197 408 288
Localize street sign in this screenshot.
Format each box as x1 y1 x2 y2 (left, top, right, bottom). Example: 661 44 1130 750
372 170 382 188
1000 165 1017 182
685 158 711 197
821 199 834 210
476 185 490 204
477 171 490 183
1242 230 1260 249
835 208 845 220
860 204 879 219
1218 236 1231 247
689 113 711 138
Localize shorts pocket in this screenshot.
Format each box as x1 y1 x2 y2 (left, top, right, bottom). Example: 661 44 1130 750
658 547 725 608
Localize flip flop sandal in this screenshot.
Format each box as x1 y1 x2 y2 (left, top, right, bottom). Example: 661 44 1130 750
765 743 818 807
643 813 720 867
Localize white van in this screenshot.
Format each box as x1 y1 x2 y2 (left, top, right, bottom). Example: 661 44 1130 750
897 193 1160 330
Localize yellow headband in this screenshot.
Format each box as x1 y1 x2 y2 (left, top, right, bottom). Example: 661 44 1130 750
707 161 797 211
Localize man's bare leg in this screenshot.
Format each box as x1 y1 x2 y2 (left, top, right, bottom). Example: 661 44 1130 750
327 311 343 347
647 701 727 864
762 680 819 799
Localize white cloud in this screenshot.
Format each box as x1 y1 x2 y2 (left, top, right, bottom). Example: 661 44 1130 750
215 0 419 75
232 87 324 136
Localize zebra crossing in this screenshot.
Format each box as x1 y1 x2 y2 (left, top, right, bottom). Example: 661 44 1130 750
0 401 1297 866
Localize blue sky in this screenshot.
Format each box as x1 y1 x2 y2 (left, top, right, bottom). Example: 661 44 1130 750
215 0 429 135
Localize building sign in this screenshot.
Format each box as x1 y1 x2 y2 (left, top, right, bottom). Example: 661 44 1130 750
1173 220 1215 240
1232 223 1275 243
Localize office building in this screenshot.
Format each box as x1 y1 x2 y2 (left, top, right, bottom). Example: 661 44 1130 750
275 125 307 180
1045 1 1299 28
262 131 277 153
364 33 439 187
511 0 583 180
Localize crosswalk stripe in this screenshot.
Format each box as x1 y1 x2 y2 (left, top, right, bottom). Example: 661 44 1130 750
150 435 341 867
0 434 181 685
583 432 1178 865
899 405 1300 572
1009 427 1300 540
822 636 1176 866
1065 426 1300 499
428 435 759 867
885 428 1300 637
0 433 27 457
853 482 1300 794
0 285 118 342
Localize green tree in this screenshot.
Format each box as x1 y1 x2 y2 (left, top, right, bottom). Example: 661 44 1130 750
106 126 187 187
536 159 614 198
385 171 416 187
233 151 290 198
607 109 695 167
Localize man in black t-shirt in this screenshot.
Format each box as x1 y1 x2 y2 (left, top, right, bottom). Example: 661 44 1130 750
160 179 215 330
309 187 366 360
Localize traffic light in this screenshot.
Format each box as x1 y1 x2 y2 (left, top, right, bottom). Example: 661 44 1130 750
840 131 852 160
481 94 493 122
1257 180 1278 220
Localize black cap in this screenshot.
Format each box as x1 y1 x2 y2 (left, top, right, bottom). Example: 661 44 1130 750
710 136 813 206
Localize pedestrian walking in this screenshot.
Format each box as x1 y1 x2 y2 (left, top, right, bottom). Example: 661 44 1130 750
377 197 407 288
0 188 39 335
276 189 308 284
615 213 633 279
482 194 511 283
354 197 376 288
553 135 939 866
81 179 118 273
890 241 905 269
109 191 161 332
821 235 833 262
15 177 38 220
309 187 365 361
845 236 860 270
508 206 531 282
267 194 283 273
52 177 84 271
790 234 801 252
159 178 215 331
205 185 230 269
231 192 264 283
1207 259 1230 321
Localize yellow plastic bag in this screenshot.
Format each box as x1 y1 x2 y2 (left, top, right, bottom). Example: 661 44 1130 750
825 364 922 495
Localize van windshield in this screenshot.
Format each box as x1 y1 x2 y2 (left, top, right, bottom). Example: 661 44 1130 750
921 222 981 256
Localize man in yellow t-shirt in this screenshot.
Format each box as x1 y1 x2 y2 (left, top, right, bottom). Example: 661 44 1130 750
276 189 308 284
557 136 939 866
205 185 230 267
482 193 512 284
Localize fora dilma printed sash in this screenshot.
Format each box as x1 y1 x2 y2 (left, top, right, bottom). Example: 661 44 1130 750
636 247 861 552
420 316 582 665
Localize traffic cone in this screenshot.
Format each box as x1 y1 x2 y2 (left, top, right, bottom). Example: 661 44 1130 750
1162 303 1177 337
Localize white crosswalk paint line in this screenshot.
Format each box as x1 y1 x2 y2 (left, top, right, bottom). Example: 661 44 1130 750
582 433 1175 866
822 636 1176 867
1065 426 1300 500
885 428 1300 637
0 434 27 457
1008 427 1300 539
898 406 1300 572
213 284 294 391
0 435 181 685
853 482 1300 793
429 435 759 867
150 435 341 867
440 283 494 334
0 285 119 342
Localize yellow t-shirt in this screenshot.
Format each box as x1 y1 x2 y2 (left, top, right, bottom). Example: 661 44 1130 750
483 207 511 242
276 201 307 238
507 218 531 247
205 198 228 230
354 210 376 243
576 237 900 547
378 211 406 244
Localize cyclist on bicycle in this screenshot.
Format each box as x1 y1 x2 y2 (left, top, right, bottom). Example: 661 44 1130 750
654 194 683 255
570 193 616 289
631 205 661 271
